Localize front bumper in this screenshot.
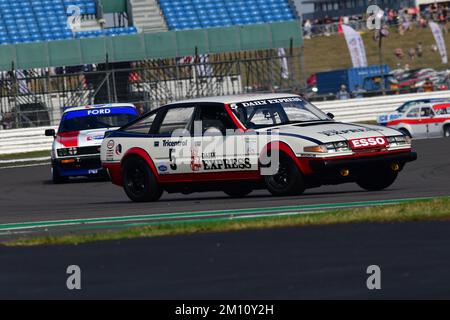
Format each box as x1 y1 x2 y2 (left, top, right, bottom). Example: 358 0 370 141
53 155 104 177
309 151 417 171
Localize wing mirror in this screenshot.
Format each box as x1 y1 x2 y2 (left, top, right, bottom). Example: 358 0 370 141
327 113 335 120
45 129 56 137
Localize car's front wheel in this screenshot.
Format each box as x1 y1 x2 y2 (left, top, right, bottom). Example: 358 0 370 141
264 153 305 196
444 125 450 138
356 167 398 191
52 167 68 184
123 156 163 202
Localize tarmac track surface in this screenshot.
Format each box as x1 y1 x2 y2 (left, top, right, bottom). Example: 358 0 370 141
0 138 448 225
1 221 450 299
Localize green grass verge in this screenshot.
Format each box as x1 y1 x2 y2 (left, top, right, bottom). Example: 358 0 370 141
5 197 450 247
0 150 51 161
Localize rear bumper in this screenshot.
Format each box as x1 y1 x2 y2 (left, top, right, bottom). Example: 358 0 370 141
309 151 417 171
53 155 104 177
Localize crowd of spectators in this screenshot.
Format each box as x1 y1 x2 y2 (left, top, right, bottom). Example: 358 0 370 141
302 3 450 39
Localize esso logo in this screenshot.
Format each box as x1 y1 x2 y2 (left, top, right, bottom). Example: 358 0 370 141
87 109 111 116
350 137 387 150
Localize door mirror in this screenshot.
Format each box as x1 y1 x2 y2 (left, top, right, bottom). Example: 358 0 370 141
45 129 56 137
327 113 335 120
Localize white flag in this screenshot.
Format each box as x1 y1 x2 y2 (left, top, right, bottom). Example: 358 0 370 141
342 25 368 68
429 21 448 64
277 48 289 80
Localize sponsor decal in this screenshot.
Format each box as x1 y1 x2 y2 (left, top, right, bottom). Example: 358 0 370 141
115 144 122 156
202 152 216 159
349 137 387 150
319 128 381 137
163 140 189 147
106 150 114 161
245 138 257 155
239 97 302 108
154 141 160 147
87 109 111 116
202 158 252 171
158 165 168 172
107 140 115 149
87 135 104 141
190 149 202 171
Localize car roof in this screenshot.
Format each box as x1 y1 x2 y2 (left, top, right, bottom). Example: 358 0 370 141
166 93 300 105
63 103 136 114
410 98 449 103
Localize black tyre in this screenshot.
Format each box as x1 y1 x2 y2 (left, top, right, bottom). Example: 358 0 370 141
444 126 450 138
264 153 305 196
223 186 253 198
399 128 412 138
356 167 398 191
123 156 163 202
52 167 68 184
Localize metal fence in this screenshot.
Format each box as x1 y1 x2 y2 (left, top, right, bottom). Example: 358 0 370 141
0 49 304 129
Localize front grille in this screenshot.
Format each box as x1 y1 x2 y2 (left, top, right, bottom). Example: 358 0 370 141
77 146 101 156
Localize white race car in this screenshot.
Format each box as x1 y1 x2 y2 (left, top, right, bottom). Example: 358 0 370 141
377 98 449 125
46 103 139 183
383 102 450 139
101 94 417 202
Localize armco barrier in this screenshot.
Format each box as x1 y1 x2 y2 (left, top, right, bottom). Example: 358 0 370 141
1 90 450 155
315 90 450 122
0 126 56 155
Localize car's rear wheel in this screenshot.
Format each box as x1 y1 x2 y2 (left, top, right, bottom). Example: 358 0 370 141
223 186 253 198
52 167 68 184
264 153 305 196
356 167 398 191
123 156 163 202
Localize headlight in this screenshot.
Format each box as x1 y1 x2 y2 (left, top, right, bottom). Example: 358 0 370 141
304 141 350 154
304 145 328 153
57 147 78 157
387 135 411 146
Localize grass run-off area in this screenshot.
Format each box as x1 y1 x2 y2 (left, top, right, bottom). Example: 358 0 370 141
302 26 450 77
0 150 50 161
6 197 450 247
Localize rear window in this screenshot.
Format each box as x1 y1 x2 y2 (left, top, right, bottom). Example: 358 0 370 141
435 107 450 115
59 107 138 133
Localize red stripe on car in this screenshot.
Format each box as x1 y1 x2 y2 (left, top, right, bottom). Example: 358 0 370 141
56 131 79 147
388 118 448 126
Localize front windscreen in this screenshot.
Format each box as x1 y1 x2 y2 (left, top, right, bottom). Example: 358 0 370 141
230 97 331 129
59 108 138 133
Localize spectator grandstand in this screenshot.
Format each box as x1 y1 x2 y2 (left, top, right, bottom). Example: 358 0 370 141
0 0 137 45
158 0 297 30
0 0 303 129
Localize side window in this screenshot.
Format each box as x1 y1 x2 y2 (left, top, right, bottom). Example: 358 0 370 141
158 107 195 135
124 113 156 134
197 104 236 133
407 108 420 118
420 107 434 117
